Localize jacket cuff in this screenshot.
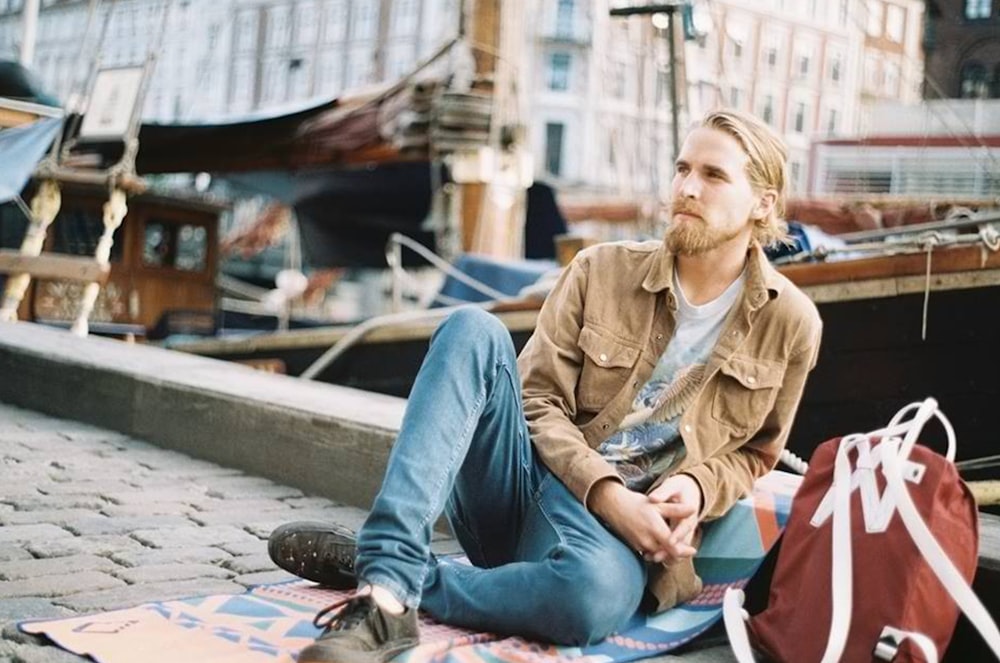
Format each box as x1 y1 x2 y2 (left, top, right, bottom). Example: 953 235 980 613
679 465 715 519
570 454 624 506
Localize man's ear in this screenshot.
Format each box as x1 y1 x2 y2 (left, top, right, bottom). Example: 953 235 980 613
753 189 778 220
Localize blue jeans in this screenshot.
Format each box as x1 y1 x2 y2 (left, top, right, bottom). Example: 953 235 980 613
355 307 646 645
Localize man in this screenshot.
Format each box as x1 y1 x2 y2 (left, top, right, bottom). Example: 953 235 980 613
268 109 823 663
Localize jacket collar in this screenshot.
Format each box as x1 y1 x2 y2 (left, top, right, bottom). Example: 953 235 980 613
642 240 786 310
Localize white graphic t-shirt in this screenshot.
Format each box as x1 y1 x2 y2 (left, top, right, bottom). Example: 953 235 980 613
596 267 745 491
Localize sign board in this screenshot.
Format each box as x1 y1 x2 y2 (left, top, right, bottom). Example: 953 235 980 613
78 67 145 141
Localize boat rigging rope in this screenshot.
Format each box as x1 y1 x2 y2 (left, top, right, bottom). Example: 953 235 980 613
386 232 511 303
921 233 940 341
779 448 810 475
980 224 1000 253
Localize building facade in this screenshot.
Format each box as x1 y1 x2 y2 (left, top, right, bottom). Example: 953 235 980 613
527 0 924 197
0 0 459 122
1 0 929 199
924 0 1000 99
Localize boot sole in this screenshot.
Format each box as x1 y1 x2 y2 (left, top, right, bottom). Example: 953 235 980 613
267 521 358 589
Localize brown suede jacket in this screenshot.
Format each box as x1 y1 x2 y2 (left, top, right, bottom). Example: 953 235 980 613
517 239 822 611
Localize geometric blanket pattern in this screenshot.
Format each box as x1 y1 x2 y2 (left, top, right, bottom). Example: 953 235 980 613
22 471 800 663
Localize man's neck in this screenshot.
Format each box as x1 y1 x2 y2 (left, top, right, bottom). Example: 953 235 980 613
675 241 751 306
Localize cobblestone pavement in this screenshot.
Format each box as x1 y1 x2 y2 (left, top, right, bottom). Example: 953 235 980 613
0 402 407 662
0 402 731 663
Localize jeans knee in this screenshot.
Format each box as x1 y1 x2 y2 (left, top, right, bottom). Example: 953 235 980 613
546 550 644 645
436 307 511 353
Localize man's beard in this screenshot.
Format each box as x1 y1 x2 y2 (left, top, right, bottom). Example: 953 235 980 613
664 204 744 255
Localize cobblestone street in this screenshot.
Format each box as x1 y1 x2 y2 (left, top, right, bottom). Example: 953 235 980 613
0 401 379 662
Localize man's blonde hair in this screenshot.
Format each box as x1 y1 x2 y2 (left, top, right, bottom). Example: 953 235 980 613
697 108 790 246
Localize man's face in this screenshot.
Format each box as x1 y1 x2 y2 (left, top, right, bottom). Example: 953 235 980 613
665 127 764 256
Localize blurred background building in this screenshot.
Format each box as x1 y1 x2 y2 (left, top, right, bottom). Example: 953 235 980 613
1 0 995 202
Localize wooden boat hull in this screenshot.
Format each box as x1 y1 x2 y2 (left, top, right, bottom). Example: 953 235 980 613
175 244 1000 466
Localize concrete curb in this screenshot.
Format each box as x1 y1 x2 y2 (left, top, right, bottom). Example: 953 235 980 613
0 322 405 509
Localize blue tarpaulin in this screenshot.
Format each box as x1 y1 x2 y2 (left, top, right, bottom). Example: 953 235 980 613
0 116 62 203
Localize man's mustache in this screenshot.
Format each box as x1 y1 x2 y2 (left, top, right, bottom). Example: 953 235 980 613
669 201 703 219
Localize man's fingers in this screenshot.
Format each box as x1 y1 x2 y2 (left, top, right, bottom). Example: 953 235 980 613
669 515 697 547
654 502 696 519
648 539 697 563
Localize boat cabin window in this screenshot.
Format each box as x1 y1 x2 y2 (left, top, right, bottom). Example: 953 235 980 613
49 208 125 262
0 202 28 250
143 219 208 272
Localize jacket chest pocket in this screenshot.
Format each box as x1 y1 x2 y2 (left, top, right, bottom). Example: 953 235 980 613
711 355 784 434
576 325 641 412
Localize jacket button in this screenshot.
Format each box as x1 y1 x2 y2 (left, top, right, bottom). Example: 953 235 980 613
656 334 663 341
747 376 757 384
601 423 609 430
684 424 692 433
599 353 608 362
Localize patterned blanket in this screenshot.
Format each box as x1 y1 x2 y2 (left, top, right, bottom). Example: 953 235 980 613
22 471 800 663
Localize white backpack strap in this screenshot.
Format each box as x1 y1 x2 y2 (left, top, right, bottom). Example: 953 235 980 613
819 434 856 663
723 588 757 663
881 435 1000 659
726 436 859 663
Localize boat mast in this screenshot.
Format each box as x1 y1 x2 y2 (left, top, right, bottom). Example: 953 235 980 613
450 0 528 260
19 0 40 67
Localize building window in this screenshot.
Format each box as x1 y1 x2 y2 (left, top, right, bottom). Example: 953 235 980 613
965 0 992 19
839 0 850 25
961 62 989 98
351 1 378 41
556 0 574 37
236 11 258 54
297 2 319 47
765 46 778 69
793 102 807 133
545 122 565 176
867 1 883 36
886 5 906 42
656 68 671 104
790 160 802 190
761 94 774 125
829 54 842 83
266 5 291 50
797 54 811 78
324 0 348 42
391 0 419 37
729 86 742 108
827 108 838 134
730 38 743 60
548 52 571 91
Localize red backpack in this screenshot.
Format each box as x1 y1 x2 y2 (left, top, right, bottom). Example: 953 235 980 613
724 398 1000 662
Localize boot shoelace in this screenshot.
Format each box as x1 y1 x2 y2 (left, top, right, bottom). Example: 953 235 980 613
313 594 372 632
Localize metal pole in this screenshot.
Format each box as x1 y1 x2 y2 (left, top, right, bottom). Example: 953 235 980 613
20 0 40 66
666 7 680 163
609 2 686 162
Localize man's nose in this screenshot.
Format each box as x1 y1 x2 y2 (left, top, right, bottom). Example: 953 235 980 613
677 173 700 198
